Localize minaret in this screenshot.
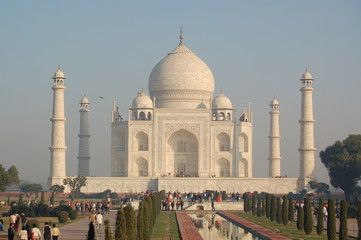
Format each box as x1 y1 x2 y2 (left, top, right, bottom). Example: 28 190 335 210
50 67 67 178
298 70 316 189
268 97 281 178
77 96 91 176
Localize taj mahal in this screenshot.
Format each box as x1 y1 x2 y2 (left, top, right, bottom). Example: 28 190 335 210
48 31 316 194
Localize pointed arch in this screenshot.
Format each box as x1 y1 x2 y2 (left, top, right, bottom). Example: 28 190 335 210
139 111 146 120
239 158 248 177
216 158 230 177
135 131 148 151
135 158 148 177
217 132 230 152
147 112 152 120
239 133 249 152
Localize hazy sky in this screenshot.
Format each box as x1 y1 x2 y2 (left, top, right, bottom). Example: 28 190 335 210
1 1 360 187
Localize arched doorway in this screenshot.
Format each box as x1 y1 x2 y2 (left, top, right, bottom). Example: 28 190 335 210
216 158 230 177
167 129 198 177
135 158 148 177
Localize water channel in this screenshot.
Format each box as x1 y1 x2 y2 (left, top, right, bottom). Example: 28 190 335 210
188 213 261 240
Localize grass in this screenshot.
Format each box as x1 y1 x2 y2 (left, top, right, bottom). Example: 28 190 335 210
232 212 330 240
151 211 180 240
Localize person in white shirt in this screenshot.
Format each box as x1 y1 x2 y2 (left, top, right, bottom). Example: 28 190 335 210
95 212 103 232
31 223 42 240
19 226 28 240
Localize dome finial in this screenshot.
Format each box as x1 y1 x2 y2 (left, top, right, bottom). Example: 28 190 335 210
220 88 223 94
306 66 308 72
179 25 184 45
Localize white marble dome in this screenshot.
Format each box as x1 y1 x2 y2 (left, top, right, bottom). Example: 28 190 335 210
270 97 279 105
81 96 90 104
132 92 153 108
148 43 215 108
301 71 313 79
54 68 65 78
212 93 233 109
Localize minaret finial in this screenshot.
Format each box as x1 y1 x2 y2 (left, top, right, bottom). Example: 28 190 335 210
179 25 184 45
220 88 223 94
306 66 308 72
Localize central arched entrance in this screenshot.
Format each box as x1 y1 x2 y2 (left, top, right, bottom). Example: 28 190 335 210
167 129 198 177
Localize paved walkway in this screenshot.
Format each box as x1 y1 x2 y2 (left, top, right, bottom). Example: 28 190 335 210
176 211 203 240
60 211 117 240
218 211 292 240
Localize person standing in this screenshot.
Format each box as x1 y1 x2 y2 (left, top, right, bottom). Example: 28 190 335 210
43 222 52 240
20 213 27 228
19 226 28 240
31 223 42 240
211 200 215 211
8 223 15 240
95 212 103 232
52 224 60 240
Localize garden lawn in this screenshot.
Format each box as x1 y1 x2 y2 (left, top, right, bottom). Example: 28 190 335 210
232 212 330 240
151 211 180 240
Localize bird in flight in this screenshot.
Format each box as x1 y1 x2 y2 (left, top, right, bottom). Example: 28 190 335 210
99 96 104 99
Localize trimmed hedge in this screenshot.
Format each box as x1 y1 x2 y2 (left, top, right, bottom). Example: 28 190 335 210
58 211 69 223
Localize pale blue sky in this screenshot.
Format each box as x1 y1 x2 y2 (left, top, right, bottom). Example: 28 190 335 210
1 1 360 187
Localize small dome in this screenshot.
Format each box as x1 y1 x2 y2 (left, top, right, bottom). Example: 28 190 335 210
54 68 65 78
132 92 153 108
80 97 90 104
197 101 207 109
270 97 279 105
212 93 233 109
301 71 313 79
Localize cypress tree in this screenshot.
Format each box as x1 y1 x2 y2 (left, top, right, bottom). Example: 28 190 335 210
87 222 95 240
276 197 282 224
243 193 247 212
145 197 153 224
40 192 45 204
105 219 114 240
247 194 251 213
297 205 304 231
257 196 261 217
316 198 324 236
266 194 271 218
123 206 137 240
270 195 276 222
50 192 55 206
282 195 288 225
288 197 294 225
143 200 151 240
261 198 266 216
339 200 348 240
18 193 23 204
115 209 127 240
137 202 144 240
357 200 361 240
327 199 336 240
252 192 257 215
151 194 157 224
304 198 313 234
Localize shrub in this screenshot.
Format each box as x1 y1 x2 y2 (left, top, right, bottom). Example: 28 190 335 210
50 204 72 217
143 200 151 240
137 201 144 240
261 198 265 216
266 194 271 218
0 205 2 216
27 219 40 227
327 199 336 240
105 219 113 240
270 195 276 222
276 197 282 224
303 198 313 234
69 209 77 220
58 211 69 223
256 196 261 217
123 206 136 240
297 205 304 231
339 200 348 240
288 197 294 224
282 195 288 225
40 192 45 204
34 203 50 217
316 198 324 236
115 209 126 240
251 193 257 215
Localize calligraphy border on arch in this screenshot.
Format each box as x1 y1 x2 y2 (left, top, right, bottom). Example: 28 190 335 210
165 123 200 139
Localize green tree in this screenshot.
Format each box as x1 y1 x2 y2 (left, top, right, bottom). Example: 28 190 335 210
19 183 42 198
297 205 304 231
115 209 127 240
266 194 271 218
256 196 261 217
252 192 257 215
243 193 248 212
282 196 288 225
288 197 294 225
270 195 276 222
49 183 65 196
143 199 151 239
320 134 361 203
40 192 45 204
7 166 20 185
304 198 313 234
276 197 282 224
63 176 87 200
309 180 331 198
0 164 12 191
137 201 144 240
145 197 153 225
327 199 336 240
316 198 324 236
123 206 136 240
151 194 157 224
339 200 348 240
50 192 55 206
357 200 361 240
261 198 266 216
18 193 23 204
105 219 114 240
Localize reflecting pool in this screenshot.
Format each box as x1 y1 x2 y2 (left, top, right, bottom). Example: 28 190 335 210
188 213 261 240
